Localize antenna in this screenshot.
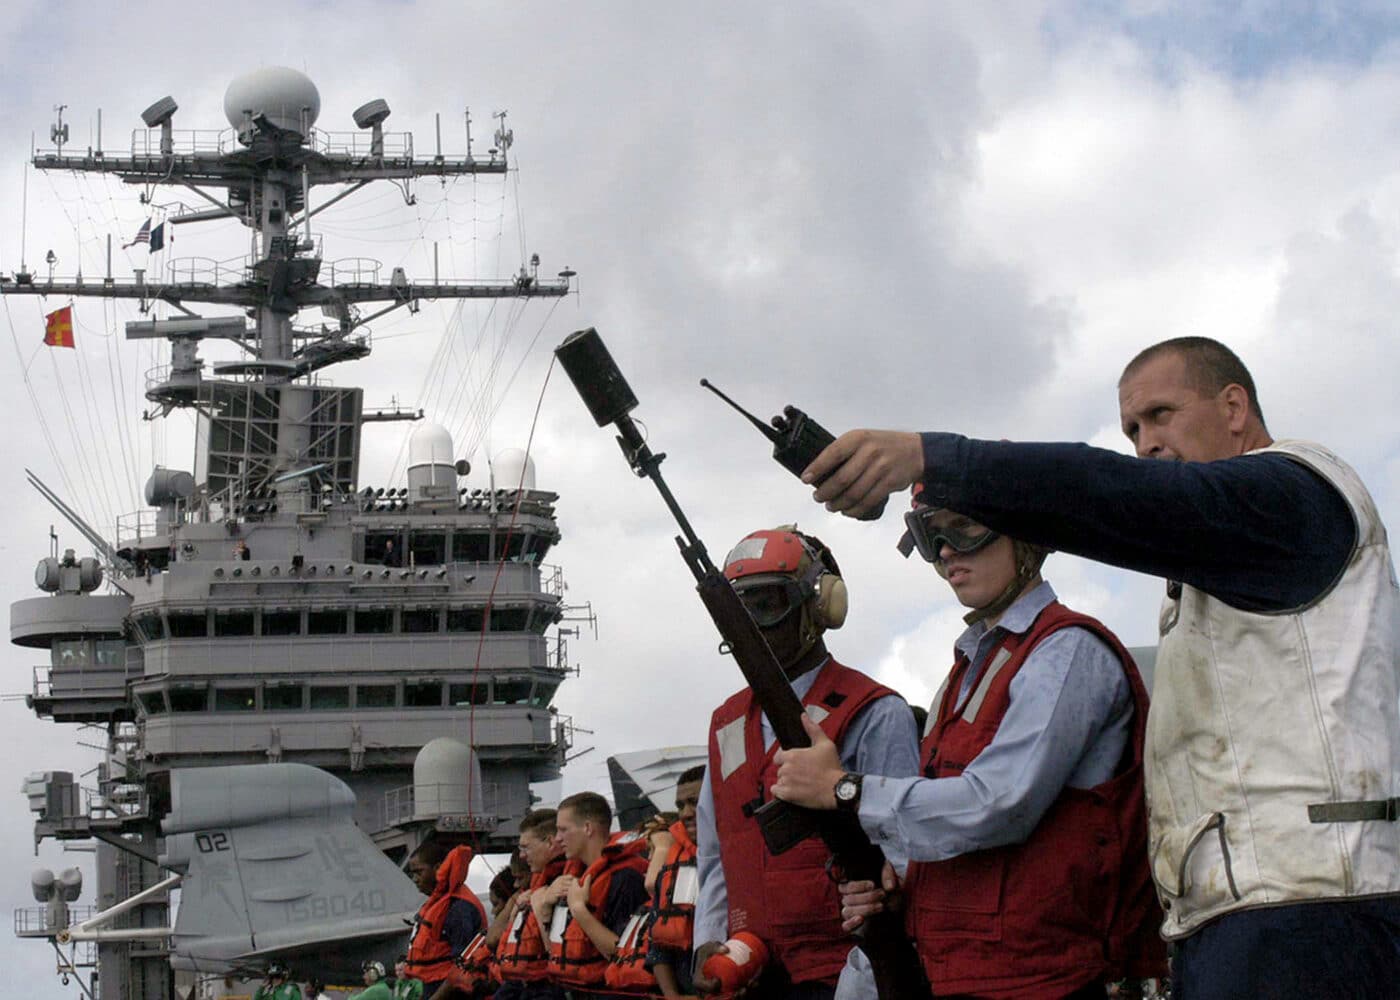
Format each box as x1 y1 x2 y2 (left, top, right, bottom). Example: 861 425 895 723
50 105 69 153
699 379 782 443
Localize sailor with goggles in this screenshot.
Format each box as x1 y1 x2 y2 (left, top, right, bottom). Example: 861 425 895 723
773 489 1164 999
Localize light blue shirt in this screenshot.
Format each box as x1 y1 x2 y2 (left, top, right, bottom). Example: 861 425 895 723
692 656 920 955
858 581 1133 863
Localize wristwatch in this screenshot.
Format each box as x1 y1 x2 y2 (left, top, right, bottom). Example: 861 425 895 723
833 772 863 811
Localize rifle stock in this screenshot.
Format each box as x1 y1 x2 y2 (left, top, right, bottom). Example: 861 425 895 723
554 328 931 999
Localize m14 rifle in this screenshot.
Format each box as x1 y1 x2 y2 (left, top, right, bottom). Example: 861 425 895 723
553 327 929 1000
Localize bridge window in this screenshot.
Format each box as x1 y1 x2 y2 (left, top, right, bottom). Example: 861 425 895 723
310 686 351 710
167 612 208 638
494 678 533 705
94 641 126 667
52 639 89 668
168 686 208 712
265 684 305 711
354 609 394 634
409 531 447 566
448 681 488 706
405 680 443 708
138 691 167 715
446 609 485 633
213 687 256 712
136 613 166 642
262 611 302 636
355 684 397 708
214 611 255 637
308 610 349 635
451 533 489 563
402 609 440 634
531 681 559 708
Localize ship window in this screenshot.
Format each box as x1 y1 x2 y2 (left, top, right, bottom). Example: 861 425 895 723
265 684 305 711
494 678 533 705
531 681 559 708
168 686 208 712
138 690 167 715
214 611 255 637
53 640 89 668
446 609 485 633
451 533 489 563
168 612 209 638
94 641 126 667
262 611 302 636
364 532 402 566
308 610 349 635
492 608 530 632
356 684 397 708
410 532 447 566
136 613 166 642
448 682 488 706
354 609 394 634
213 687 256 712
402 609 440 634
310 686 351 710
405 680 443 708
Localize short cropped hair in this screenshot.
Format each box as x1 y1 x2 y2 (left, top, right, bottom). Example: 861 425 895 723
1122 336 1266 426
558 791 612 831
519 807 557 839
409 839 450 869
677 764 706 787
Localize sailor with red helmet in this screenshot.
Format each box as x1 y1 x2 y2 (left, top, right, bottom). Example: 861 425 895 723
692 526 919 1000
773 492 1164 999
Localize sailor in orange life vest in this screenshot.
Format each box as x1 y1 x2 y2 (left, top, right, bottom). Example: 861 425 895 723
405 842 487 1000
494 808 567 1000
643 765 705 997
530 791 649 1000
772 494 1164 1000
692 527 920 1000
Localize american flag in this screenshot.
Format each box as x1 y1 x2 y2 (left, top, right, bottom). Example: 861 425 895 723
123 218 152 249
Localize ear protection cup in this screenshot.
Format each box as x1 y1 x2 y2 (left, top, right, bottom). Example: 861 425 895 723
812 572 847 629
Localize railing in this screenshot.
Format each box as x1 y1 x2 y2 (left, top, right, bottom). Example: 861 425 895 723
326 257 382 286
381 782 501 829
31 666 130 701
116 508 165 546
128 128 231 157
14 905 96 937
165 255 235 285
311 129 414 160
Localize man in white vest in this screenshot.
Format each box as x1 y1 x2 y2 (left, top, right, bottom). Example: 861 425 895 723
798 336 1400 999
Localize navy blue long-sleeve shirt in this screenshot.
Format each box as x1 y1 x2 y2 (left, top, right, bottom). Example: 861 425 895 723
918 433 1356 612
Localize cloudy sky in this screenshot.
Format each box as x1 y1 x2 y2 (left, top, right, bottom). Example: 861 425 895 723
4 1 1400 994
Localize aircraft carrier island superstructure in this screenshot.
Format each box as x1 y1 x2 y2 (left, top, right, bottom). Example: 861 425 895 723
3 67 581 999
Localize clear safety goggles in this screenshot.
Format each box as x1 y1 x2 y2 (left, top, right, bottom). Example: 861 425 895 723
900 507 1000 564
734 578 810 628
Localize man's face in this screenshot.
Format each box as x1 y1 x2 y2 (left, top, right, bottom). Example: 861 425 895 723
928 510 1018 611
675 780 702 842
407 855 437 895
736 578 810 669
395 960 407 979
517 828 554 873
554 806 589 860
1118 352 1238 462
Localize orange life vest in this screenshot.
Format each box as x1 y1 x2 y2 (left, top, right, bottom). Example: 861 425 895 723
444 932 496 994
406 845 488 986
603 904 659 993
546 833 649 987
649 820 698 950
494 856 566 983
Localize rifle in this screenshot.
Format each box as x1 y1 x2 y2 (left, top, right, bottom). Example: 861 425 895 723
553 328 930 1000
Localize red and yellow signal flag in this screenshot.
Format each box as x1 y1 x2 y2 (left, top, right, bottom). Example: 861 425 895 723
43 306 75 349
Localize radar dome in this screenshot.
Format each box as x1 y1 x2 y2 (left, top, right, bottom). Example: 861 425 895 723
492 448 537 492
224 67 321 135
412 738 485 820
407 422 457 494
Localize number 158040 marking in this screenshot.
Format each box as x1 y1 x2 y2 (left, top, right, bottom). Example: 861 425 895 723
283 890 387 923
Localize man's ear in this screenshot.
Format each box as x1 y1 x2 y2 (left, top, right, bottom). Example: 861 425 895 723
1220 383 1251 433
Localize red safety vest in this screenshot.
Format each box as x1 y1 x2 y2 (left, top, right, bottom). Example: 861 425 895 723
904 602 1166 999
603 904 659 993
406 845 489 986
494 856 566 982
444 932 495 994
708 659 896 986
546 834 649 987
649 820 698 950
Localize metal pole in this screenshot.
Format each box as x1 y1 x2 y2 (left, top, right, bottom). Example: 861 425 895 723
70 873 181 934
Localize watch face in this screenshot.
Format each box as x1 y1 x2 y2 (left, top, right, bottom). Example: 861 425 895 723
835 776 857 801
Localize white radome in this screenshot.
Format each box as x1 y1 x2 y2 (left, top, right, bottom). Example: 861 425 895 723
492 448 537 491
223 67 322 135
